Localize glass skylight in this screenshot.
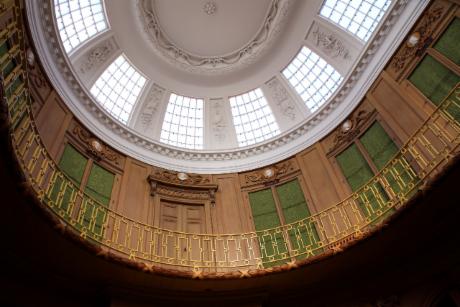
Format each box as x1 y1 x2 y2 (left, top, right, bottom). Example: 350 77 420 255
54 0 108 53
230 89 280 147
90 55 147 124
320 0 391 42
160 94 204 150
283 47 343 112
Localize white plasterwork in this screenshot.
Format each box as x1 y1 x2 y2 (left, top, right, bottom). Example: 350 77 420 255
26 0 428 174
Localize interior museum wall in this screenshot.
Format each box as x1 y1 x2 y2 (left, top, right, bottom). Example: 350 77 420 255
29 0 457 236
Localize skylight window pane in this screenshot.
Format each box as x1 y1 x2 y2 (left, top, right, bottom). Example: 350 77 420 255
160 94 204 150
54 0 108 53
90 55 147 124
230 89 280 147
320 0 391 42
283 47 343 113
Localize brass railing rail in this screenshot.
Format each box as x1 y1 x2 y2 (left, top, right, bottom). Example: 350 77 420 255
3 0 460 271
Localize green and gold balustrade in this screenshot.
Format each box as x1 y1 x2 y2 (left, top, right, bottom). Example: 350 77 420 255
2 0 460 272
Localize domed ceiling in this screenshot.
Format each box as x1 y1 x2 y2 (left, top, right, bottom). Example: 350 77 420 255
27 0 428 173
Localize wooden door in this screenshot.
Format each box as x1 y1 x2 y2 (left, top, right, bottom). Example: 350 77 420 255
159 201 205 264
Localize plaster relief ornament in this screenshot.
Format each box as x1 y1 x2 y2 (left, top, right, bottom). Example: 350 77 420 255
138 0 292 74
203 2 217 15
80 40 114 73
210 99 227 143
266 78 296 120
139 85 165 131
312 27 351 60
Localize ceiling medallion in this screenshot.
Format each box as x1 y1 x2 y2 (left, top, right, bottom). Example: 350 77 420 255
139 0 292 74
203 2 217 15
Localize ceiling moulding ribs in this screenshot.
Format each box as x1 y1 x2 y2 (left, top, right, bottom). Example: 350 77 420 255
138 0 294 75
28 0 425 173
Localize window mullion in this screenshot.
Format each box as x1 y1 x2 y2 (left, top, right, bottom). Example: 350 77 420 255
355 139 379 175
80 159 94 191
426 47 460 76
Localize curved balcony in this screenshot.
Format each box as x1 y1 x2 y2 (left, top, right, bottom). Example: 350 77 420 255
2 0 460 279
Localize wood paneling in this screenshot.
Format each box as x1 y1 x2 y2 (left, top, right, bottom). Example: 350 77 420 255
35 93 72 160
297 144 344 212
212 174 251 234
116 158 152 224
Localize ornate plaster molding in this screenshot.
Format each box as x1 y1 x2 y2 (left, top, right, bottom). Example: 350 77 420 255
265 77 296 121
138 0 293 74
27 0 425 173
310 26 351 60
136 84 165 132
79 38 116 74
209 98 229 144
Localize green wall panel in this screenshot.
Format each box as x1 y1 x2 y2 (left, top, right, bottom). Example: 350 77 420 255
336 144 374 192
85 163 114 206
434 18 460 65
409 55 460 105
276 179 310 223
248 189 281 230
58 144 88 186
359 122 398 171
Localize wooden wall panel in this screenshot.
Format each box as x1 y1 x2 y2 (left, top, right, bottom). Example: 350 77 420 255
212 174 251 234
297 144 345 212
368 76 426 143
35 92 72 160
116 158 152 224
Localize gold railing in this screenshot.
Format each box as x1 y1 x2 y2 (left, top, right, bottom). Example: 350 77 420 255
3 0 460 272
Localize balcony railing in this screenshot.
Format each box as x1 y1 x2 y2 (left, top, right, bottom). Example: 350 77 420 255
2 0 460 276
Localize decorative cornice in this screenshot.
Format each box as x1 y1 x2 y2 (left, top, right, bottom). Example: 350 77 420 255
150 167 211 185
27 0 424 173
138 0 293 74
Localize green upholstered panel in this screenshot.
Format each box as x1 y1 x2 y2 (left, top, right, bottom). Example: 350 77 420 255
248 189 286 266
409 55 460 105
0 41 8 57
359 122 398 171
276 179 310 223
277 179 321 258
58 144 88 186
336 144 374 192
248 189 281 230
5 75 22 98
2 59 16 77
85 163 114 206
434 18 460 65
